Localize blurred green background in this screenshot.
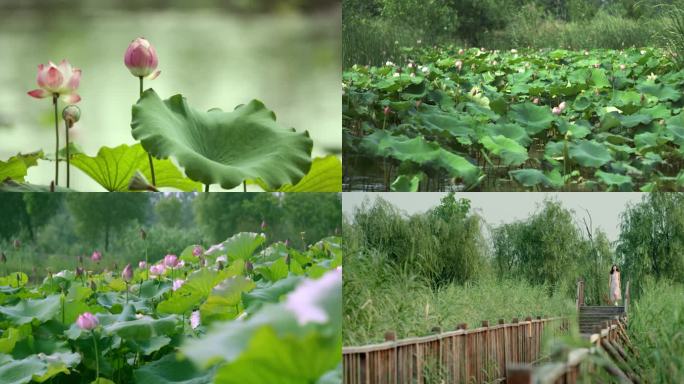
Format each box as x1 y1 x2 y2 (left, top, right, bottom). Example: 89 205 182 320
0 192 342 281
0 0 341 191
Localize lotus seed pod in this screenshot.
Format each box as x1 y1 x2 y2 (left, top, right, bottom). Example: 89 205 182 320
62 105 81 126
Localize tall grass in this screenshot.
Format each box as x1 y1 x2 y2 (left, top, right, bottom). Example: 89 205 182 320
343 250 575 345
628 278 684 382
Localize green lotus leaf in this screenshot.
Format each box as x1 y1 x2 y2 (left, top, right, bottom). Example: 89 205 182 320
390 173 422 191
482 123 531 146
71 144 202 192
360 131 480 185
133 354 217 384
568 140 612 168
617 113 652 128
589 69 610 88
242 277 303 313
0 295 61 325
131 89 313 189
0 356 47 384
0 180 73 192
595 170 633 190
508 102 554 135
666 113 684 146
104 315 178 340
636 82 680 101
0 152 43 182
480 135 528 166
221 232 266 261
509 169 563 189
251 156 341 192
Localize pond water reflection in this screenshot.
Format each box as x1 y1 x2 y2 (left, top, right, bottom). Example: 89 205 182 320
0 7 341 191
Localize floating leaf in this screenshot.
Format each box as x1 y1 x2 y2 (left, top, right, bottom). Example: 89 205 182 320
71 144 202 192
251 156 341 192
568 140 612 168
131 89 313 189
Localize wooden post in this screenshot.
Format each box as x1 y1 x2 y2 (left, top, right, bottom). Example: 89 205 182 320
507 364 533 384
576 279 585 308
385 331 396 341
624 280 630 314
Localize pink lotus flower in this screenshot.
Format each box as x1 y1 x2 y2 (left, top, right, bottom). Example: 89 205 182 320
76 312 98 330
122 263 133 282
124 37 160 79
172 279 185 291
455 60 463 71
552 107 562 115
558 101 567 111
383 106 391 116
285 268 342 325
91 251 102 262
192 246 202 257
532 98 540 105
27 60 81 103
205 243 224 255
138 261 147 269
149 264 165 276
163 254 179 268
260 220 267 230
190 311 200 329
458 48 465 55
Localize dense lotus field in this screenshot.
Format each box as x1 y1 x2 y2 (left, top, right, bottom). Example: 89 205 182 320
0 233 342 384
343 47 684 191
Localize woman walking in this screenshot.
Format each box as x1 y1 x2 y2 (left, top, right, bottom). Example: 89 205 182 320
609 264 621 306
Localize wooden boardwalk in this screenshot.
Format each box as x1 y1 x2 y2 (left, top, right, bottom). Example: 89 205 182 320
343 279 636 383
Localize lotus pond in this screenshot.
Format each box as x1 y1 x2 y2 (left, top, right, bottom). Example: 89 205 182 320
343 47 684 191
0 233 342 384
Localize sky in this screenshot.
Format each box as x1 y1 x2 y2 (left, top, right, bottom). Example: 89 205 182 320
342 193 645 242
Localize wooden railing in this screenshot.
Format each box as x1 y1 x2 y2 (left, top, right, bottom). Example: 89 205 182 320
343 317 569 384
507 318 638 383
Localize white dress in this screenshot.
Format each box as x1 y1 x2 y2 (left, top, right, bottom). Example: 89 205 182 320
610 272 621 301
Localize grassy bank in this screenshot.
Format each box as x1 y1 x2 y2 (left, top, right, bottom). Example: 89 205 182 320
628 279 684 382
343 250 575 345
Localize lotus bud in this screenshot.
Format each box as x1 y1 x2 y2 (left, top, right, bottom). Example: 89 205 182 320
260 220 267 231
532 98 540 105
128 171 158 192
190 311 200 329
164 254 179 268
140 228 147 240
552 107 561 115
383 106 391 116
76 312 98 330
124 37 160 79
91 251 102 262
455 60 463 71
62 105 81 127
122 263 133 282
245 260 254 273
458 48 465 55
558 102 567 111
138 261 147 269
172 279 185 291
192 245 202 257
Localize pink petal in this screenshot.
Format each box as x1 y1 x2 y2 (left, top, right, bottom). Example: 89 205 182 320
58 59 72 75
45 66 64 90
68 69 81 90
61 93 81 104
147 69 161 80
36 64 47 87
28 89 51 99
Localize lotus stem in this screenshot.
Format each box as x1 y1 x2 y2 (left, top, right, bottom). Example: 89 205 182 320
92 331 99 380
243 181 246 192
53 94 59 186
140 76 156 186
205 184 210 192
65 119 71 188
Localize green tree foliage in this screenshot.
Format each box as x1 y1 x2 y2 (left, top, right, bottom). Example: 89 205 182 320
352 193 486 287
492 200 582 292
154 196 184 228
616 193 684 296
22 193 63 240
0 194 29 241
66 194 150 251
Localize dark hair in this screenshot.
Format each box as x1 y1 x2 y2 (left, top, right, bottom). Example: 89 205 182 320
610 264 620 274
